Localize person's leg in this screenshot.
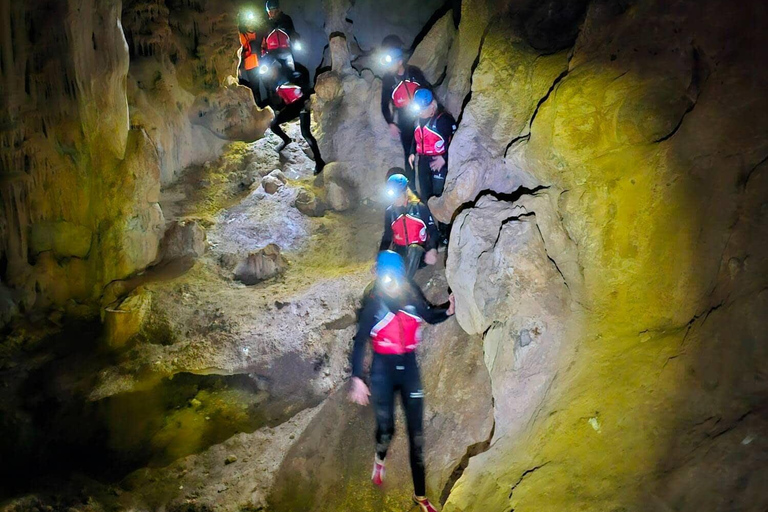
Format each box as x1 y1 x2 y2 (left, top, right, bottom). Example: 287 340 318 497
243 68 264 107
404 244 426 279
370 357 396 462
271 103 302 152
418 157 434 202
400 355 426 498
300 108 325 174
431 162 450 244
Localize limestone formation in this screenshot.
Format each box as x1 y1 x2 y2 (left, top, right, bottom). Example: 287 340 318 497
190 85 274 143
104 287 152 349
409 12 457 85
233 244 289 285
155 220 207 263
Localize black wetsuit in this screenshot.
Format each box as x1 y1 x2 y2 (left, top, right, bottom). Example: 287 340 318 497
381 66 430 187
411 109 457 201
379 199 439 277
351 283 449 497
263 12 298 71
266 62 325 173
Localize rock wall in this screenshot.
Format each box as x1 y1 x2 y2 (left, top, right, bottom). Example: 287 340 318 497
437 0 768 510
0 0 164 320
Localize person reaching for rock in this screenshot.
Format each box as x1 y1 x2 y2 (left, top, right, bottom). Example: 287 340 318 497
262 0 300 72
379 174 439 278
380 44 431 189
349 251 455 512
260 55 325 175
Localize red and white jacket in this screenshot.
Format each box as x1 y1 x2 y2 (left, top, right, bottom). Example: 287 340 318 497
370 309 424 355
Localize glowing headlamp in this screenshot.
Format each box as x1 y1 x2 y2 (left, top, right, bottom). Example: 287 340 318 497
386 187 397 198
258 64 270 75
243 10 256 21
379 53 395 66
293 41 303 52
410 103 423 114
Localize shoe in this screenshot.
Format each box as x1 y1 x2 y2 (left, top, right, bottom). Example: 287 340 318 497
314 159 325 175
413 495 438 512
276 141 289 153
371 456 385 487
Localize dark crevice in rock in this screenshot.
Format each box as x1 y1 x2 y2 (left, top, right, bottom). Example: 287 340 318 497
709 410 753 441
439 421 495 505
455 21 493 126
504 67 569 157
534 223 570 293
740 153 768 190
508 461 551 499
451 185 549 225
681 300 725 345
654 45 711 143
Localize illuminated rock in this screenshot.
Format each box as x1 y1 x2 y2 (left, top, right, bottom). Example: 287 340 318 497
234 244 289 285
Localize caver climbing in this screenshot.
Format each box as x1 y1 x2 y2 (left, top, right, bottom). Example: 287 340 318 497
408 89 457 203
380 44 432 188
349 251 455 512
237 9 266 107
263 0 300 72
259 55 326 175
379 173 439 278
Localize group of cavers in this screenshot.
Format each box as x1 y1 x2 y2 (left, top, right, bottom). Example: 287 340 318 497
238 5 457 511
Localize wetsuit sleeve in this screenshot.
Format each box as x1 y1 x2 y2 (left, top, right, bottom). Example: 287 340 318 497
351 295 378 378
379 208 393 251
381 75 394 125
437 112 458 143
284 15 296 39
411 66 432 90
421 204 439 251
409 119 418 156
411 285 449 325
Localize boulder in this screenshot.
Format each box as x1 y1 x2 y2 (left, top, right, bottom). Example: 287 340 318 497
156 220 206 263
262 175 285 195
325 181 352 212
233 244 288 285
294 189 325 217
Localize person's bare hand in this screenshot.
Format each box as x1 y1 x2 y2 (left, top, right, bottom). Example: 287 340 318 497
349 377 371 405
447 294 456 316
408 154 416 169
389 123 401 138
424 249 438 265
429 156 446 172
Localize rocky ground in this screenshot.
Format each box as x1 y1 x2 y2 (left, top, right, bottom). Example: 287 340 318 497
0 122 492 512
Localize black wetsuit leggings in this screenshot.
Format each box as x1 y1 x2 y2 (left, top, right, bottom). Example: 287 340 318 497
394 243 426 279
271 102 326 172
370 352 426 497
417 156 449 239
396 115 417 191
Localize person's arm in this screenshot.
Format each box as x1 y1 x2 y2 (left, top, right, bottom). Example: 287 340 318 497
351 295 378 379
437 112 458 144
411 285 450 325
283 15 296 39
379 208 394 251
411 66 432 90
381 75 394 125
421 204 439 251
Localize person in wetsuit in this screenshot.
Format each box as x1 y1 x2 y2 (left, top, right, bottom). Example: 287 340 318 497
349 251 455 512
237 10 266 106
408 88 457 203
263 0 299 72
380 45 431 189
260 55 325 174
379 174 439 278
